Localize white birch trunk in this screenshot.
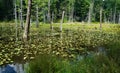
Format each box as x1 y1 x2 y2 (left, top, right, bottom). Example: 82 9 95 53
36 5 39 28
14 0 18 41
52 12 54 24
43 13 46 23
48 0 51 23
23 0 32 41
113 0 116 24
119 13 120 24
88 1 94 24
20 0 24 29
100 7 102 29
60 11 65 32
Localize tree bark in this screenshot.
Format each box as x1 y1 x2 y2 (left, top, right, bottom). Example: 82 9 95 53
69 1 74 23
36 5 39 28
23 0 32 41
100 7 102 29
88 0 94 24
60 11 65 32
104 13 107 23
20 0 24 29
71 6 74 22
48 0 52 29
44 13 46 24
14 0 18 41
51 12 54 24
119 13 120 24
113 0 116 24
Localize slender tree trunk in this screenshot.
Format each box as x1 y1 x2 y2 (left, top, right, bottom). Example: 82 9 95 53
100 7 102 29
60 11 65 32
23 0 32 41
14 0 18 41
69 5 71 22
69 1 74 23
52 12 54 24
20 0 24 29
119 13 120 24
104 13 107 23
43 13 46 23
71 6 74 22
36 5 39 28
48 0 52 29
88 1 94 24
110 10 113 23
113 0 116 24
48 0 51 23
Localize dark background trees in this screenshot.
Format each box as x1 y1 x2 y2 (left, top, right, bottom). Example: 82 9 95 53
0 0 14 21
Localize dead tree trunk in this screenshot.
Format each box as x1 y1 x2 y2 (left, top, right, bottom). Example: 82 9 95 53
69 1 74 23
20 0 24 29
14 0 18 41
71 6 74 22
119 13 120 24
88 0 94 24
113 0 116 24
48 0 52 29
100 7 102 29
36 5 39 28
60 11 65 32
51 12 54 24
23 0 32 41
104 13 107 23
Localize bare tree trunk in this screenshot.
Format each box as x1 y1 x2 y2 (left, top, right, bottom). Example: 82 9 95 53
88 0 94 24
100 7 102 29
104 13 107 23
69 1 74 23
51 12 54 24
69 5 71 22
20 0 24 29
14 0 18 41
113 7 116 24
48 0 52 29
43 13 46 23
119 13 120 24
71 6 74 22
48 0 51 23
23 0 32 41
60 11 65 32
110 10 113 23
36 5 39 28
113 0 116 24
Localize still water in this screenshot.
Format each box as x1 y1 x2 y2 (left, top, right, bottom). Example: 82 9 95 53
0 47 105 73
0 63 28 73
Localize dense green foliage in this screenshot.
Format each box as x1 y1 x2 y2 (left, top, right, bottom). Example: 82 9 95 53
0 0 120 23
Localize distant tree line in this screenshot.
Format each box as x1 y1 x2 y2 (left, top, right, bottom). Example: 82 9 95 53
0 0 120 24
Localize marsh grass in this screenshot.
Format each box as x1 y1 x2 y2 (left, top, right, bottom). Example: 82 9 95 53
26 53 120 73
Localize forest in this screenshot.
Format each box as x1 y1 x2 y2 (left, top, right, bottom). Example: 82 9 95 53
0 0 120 73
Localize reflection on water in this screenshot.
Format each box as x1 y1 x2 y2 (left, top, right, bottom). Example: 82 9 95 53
76 47 106 61
0 63 28 73
0 47 106 73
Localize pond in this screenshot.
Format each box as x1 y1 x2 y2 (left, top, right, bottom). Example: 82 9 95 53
0 63 28 73
0 47 106 73
75 47 106 61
